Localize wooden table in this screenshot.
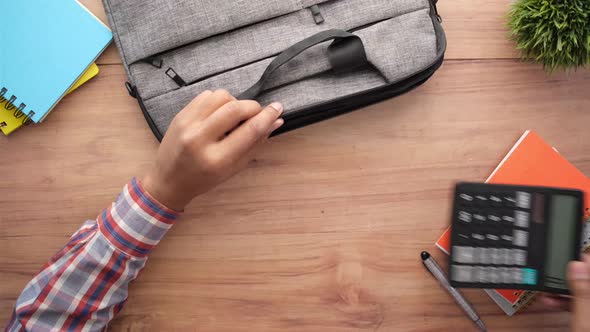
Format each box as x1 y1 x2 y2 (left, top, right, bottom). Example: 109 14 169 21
2 1 590 331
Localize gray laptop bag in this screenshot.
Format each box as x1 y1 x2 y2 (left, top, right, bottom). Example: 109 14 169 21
103 0 446 140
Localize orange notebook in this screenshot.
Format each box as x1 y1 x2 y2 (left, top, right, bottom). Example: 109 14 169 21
436 130 590 315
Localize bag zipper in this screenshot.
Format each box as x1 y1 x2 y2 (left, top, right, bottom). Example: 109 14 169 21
138 0 443 89
271 4 445 136
132 1 446 141
273 55 443 136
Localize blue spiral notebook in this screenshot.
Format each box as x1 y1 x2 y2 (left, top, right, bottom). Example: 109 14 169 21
0 0 112 123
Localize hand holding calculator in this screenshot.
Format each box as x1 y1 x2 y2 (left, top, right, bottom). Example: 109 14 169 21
449 183 584 294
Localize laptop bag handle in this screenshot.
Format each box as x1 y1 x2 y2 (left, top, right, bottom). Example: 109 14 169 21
238 29 368 100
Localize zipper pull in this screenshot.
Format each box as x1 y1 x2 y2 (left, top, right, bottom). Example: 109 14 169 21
141 56 164 68
310 5 324 24
165 68 187 87
125 82 138 99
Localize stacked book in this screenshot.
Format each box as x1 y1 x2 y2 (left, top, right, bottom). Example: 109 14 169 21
436 130 590 315
0 0 112 136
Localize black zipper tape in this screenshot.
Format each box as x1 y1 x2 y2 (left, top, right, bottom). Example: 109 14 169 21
125 82 165 141
272 55 443 136
138 94 165 142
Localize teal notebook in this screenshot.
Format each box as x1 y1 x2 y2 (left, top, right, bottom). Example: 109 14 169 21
0 0 112 123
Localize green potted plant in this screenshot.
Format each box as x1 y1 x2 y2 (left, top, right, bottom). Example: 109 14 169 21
507 0 590 71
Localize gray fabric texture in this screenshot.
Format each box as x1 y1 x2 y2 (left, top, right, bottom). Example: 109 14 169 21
140 7 436 103
103 0 445 138
143 6 437 135
145 68 386 134
109 0 332 63
129 0 430 100
139 9 436 103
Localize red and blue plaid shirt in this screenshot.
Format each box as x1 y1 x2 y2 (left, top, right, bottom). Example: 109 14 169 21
5 178 181 332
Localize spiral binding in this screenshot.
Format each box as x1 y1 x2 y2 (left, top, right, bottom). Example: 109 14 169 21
0 86 35 126
0 87 6 103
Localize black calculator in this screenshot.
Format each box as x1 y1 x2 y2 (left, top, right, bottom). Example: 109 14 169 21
449 182 584 294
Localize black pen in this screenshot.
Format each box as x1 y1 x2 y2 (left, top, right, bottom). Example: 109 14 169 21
421 251 487 332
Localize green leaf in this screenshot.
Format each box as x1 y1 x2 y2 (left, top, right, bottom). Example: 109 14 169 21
507 0 590 72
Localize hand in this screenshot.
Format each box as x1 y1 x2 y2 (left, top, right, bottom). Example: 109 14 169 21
541 254 590 332
141 89 284 211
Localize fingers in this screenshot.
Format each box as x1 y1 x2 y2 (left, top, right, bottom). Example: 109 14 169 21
175 89 213 121
568 255 590 332
267 118 285 137
229 116 284 172
204 100 264 139
540 294 571 311
219 102 284 161
182 89 236 122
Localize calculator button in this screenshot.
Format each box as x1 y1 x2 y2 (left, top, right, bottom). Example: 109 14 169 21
515 211 530 228
522 268 538 285
516 191 531 209
499 249 511 265
473 213 486 224
490 248 503 265
499 267 511 283
475 195 488 206
489 268 501 284
472 247 482 263
501 235 513 246
478 248 491 264
503 195 516 208
489 194 502 207
474 266 488 283
487 213 502 223
486 233 500 243
505 249 515 265
452 265 473 282
453 246 475 263
458 211 472 223
501 227 513 245
471 233 486 246
459 193 474 205
456 232 471 244
472 232 486 242
513 230 529 247
514 249 527 266
501 211 515 224
510 268 523 284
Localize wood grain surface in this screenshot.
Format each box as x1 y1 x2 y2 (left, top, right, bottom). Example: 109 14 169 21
2 0 590 331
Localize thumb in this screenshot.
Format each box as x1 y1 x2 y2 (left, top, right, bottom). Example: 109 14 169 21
568 257 590 332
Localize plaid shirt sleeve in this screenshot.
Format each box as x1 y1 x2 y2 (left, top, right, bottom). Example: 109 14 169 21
5 178 181 332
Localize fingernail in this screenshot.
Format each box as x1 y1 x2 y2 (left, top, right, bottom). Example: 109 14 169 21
269 102 283 115
570 262 590 280
271 118 284 132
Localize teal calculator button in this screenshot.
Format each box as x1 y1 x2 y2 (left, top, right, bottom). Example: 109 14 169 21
522 268 537 285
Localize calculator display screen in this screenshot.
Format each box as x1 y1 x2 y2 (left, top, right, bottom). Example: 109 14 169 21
545 195 578 289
